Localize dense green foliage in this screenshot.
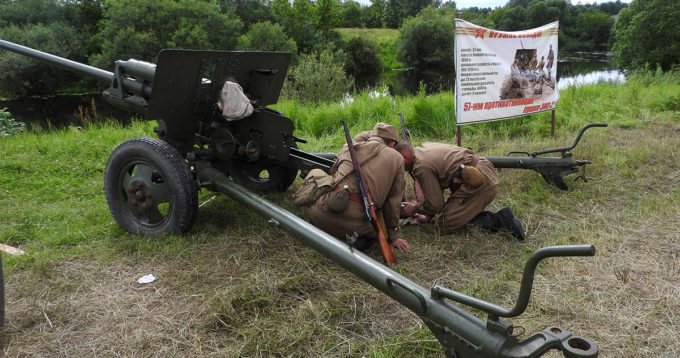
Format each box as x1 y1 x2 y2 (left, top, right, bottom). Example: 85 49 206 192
612 0 680 73
0 107 25 136
90 0 242 67
0 0 665 101
343 36 382 88
237 21 297 54
468 0 619 51
0 23 86 96
397 6 455 79
280 50 353 104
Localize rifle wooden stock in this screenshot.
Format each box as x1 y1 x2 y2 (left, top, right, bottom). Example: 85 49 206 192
340 119 397 266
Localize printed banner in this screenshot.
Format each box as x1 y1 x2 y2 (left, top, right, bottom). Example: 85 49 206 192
455 19 559 125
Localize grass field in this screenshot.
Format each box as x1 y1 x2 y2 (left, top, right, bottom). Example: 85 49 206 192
0 70 679 357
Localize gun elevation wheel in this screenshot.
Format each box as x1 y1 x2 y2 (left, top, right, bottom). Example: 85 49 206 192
104 137 198 235
229 160 298 193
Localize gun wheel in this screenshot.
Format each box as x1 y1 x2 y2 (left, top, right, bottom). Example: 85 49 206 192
228 160 298 193
104 137 198 235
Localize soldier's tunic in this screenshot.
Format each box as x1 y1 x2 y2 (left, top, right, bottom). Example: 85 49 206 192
308 137 405 241
528 57 538 71
412 142 499 233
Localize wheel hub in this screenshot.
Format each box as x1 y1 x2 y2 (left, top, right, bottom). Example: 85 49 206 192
127 180 154 209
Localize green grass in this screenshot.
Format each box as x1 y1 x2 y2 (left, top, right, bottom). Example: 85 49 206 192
1 69 679 357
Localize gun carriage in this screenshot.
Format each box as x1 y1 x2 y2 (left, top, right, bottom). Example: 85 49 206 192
1 39 604 357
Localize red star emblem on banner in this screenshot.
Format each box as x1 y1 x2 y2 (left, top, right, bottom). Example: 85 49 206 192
475 28 486 39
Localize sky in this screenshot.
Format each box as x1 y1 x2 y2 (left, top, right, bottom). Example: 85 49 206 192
354 0 632 10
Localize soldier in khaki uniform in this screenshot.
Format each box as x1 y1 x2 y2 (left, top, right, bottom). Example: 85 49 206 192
397 142 525 240
528 54 538 72
309 123 412 252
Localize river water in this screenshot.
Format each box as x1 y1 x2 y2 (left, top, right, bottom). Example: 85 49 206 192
556 51 625 90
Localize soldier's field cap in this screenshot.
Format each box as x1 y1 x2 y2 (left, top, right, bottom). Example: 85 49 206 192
371 122 399 142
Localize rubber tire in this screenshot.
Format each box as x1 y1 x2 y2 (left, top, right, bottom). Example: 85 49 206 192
104 137 198 235
229 160 298 193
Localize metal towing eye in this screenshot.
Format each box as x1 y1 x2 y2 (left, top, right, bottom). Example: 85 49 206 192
196 163 598 358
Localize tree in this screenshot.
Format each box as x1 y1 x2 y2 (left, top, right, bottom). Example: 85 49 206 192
524 0 560 29
218 0 276 30
62 0 105 54
343 36 382 88
279 0 321 54
339 1 363 28
281 49 353 104
384 0 404 29
460 7 495 28
397 6 455 75
612 0 680 72
0 23 85 96
596 1 628 16
496 6 526 31
316 0 341 33
576 10 613 50
237 21 297 55
0 0 64 28
90 0 242 68
362 0 385 28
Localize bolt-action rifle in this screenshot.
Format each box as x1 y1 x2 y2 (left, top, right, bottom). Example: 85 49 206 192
340 119 397 266
398 113 425 202
399 112 410 142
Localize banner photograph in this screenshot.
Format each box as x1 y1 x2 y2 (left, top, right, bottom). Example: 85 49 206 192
455 19 559 125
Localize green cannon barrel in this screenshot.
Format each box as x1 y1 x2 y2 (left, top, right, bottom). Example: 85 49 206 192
0 38 112 82
196 163 599 358
0 38 155 111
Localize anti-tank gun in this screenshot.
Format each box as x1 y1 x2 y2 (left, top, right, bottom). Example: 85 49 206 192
1 39 600 357
0 39 334 235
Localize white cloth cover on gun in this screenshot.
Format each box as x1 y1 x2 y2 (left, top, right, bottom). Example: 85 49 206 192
219 81 253 121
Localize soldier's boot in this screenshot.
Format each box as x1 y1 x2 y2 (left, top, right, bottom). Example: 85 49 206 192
469 207 525 241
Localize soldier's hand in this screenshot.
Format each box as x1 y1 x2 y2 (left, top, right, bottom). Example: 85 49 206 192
391 238 411 252
400 201 417 217
413 213 431 224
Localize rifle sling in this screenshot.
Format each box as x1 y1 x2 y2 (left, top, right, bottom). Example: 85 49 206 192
332 143 386 194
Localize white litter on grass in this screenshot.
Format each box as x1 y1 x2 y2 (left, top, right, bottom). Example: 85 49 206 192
137 274 157 284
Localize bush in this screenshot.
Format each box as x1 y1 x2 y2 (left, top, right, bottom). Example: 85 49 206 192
613 0 680 72
343 36 382 89
0 108 25 136
0 23 86 96
0 0 64 28
396 6 455 75
238 21 297 53
281 49 353 104
90 0 242 67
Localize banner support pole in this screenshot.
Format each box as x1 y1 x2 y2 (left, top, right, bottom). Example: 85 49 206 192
456 12 461 147
457 125 462 146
